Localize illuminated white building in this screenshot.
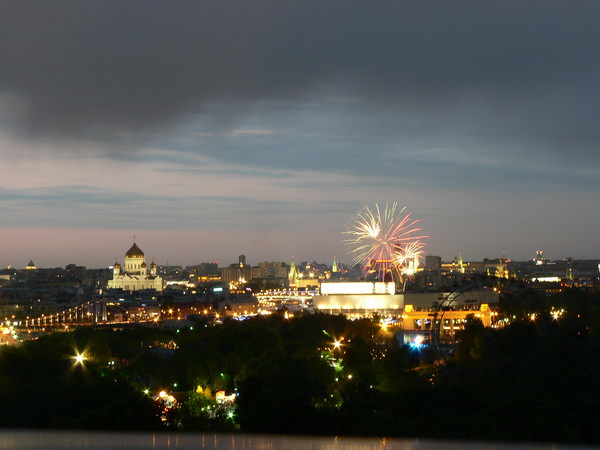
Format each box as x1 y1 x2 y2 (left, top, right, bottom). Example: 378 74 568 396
314 281 499 316
108 241 163 291
314 281 404 313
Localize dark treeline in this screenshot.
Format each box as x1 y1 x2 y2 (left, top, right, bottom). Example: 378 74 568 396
1 289 600 443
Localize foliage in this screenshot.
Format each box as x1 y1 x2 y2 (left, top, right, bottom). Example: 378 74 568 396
0 331 161 430
4 292 600 443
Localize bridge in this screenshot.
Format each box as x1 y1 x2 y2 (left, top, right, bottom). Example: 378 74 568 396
26 298 110 328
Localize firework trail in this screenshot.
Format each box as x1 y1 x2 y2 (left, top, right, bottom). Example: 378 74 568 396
392 240 425 274
344 203 427 282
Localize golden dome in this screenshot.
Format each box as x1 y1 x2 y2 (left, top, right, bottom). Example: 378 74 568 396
125 242 144 258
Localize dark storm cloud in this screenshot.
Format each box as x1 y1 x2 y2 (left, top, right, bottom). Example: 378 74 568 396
1 1 600 157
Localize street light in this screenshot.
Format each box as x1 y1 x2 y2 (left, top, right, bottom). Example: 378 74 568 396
73 352 87 365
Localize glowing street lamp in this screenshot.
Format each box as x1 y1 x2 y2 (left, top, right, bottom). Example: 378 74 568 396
73 352 87 365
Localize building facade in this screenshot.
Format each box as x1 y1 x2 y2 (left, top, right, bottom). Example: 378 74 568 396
108 241 163 291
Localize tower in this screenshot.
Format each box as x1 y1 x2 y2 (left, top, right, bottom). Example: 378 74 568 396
113 259 121 278
458 253 464 274
288 259 298 286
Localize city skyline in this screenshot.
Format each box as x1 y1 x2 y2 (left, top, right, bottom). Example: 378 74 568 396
2 2 600 267
1 231 593 270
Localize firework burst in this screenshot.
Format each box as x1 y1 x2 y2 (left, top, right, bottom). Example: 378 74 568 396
392 240 425 275
344 203 427 281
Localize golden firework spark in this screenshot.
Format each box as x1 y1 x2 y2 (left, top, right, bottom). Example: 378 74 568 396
344 203 427 281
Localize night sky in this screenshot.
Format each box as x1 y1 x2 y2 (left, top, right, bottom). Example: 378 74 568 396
1 1 599 268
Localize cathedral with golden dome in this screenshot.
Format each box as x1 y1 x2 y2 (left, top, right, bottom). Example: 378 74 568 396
108 240 163 291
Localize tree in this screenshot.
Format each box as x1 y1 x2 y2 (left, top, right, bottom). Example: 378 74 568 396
455 315 485 361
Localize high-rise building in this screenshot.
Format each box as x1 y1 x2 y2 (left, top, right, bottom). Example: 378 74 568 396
423 255 443 289
257 261 288 279
221 258 253 284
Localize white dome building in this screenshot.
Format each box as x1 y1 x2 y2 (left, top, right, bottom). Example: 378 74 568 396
108 240 163 291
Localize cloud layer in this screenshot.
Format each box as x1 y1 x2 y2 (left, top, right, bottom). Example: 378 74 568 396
1 1 599 266
1 1 599 161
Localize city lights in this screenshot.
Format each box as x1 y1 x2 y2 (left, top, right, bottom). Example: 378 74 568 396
0 0 598 443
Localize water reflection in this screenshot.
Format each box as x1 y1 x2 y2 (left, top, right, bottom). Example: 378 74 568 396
0 431 586 450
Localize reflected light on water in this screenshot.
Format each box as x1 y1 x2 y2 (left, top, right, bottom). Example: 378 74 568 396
0 431 581 450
